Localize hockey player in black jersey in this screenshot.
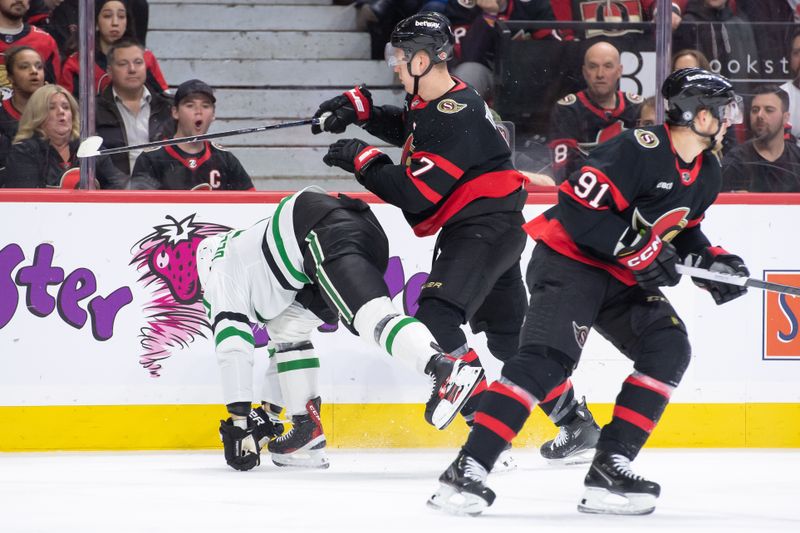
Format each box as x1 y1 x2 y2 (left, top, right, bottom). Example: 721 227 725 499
427 67 750 516
317 11 600 466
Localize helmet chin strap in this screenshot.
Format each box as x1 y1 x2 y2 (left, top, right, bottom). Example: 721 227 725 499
407 59 436 97
689 113 723 148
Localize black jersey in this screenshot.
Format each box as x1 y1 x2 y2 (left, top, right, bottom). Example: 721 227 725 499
0 97 21 167
549 90 643 183
131 141 254 191
721 140 800 192
526 125 722 286
360 78 527 237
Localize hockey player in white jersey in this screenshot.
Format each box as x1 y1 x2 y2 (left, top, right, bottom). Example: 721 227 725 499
197 186 484 471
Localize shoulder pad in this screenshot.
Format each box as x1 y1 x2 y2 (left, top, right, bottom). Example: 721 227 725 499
557 94 577 106
436 98 468 114
633 129 660 149
211 142 230 151
626 92 644 104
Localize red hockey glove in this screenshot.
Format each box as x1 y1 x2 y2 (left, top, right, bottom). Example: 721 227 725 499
323 138 390 181
617 227 681 289
684 247 749 305
312 85 373 134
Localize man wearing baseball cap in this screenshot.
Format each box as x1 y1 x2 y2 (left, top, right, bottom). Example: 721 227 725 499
128 79 254 190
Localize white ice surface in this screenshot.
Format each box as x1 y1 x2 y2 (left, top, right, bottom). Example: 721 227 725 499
1 449 798 533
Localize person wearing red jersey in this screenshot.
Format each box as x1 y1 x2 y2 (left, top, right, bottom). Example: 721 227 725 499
550 0 686 39
426 68 748 517
0 0 60 89
58 0 166 98
549 40 642 183
129 79 253 191
0 45 43 167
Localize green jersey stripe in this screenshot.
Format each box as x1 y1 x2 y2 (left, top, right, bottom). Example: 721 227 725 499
271 194 310 285
277 358 320 373
215 326 255 347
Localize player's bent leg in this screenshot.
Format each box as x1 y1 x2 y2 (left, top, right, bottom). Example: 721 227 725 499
538 384 600 465
580 323 690 515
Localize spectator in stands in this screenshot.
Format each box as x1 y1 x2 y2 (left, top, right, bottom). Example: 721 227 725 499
445 0 554 101
548 40 642 183
129 79 254 190
735 0 795 72
780 29 800 139
0 46 44 168
672 0 758 80
96 39 174 175
25 0 62 29
636 96 656 126
0 0 61 88
672 48 711 71
722 85 800 192
1 84 126 188
549 1 686 40
59 0 166 98
355 1 425 60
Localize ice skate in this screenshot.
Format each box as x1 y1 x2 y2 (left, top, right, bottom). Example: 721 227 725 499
249 403 285 449
427 451 495 516
578 451 660 515
424 352 484 430
491 442 517 473
267 397 329 469
540 398 600 465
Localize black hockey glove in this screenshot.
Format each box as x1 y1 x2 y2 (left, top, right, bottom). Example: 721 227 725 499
219 417 260 471
617 228 681 289
684 247 749 305
312 85 373 134
249 405 285 449
323 138 391 181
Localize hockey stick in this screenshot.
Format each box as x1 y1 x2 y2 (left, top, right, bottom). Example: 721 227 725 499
77 117 321 158
676 264 800 296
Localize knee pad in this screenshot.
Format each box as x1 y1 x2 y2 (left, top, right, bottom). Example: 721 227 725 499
414 298 466 353
485 331 519 362
632 323 691 387
500 344 572 401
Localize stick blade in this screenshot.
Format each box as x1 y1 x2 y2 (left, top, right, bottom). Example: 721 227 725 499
77 136 104 158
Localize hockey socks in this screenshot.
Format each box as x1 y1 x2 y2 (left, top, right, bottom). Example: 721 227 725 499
464 377 537 470
599 371 675 460
538 378 578 425
272 341 320 416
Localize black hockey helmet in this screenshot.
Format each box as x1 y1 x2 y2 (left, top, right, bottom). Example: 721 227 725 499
388 11 454 66
662 68 742 127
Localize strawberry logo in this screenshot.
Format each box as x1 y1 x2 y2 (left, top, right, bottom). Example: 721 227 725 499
147 214 204 304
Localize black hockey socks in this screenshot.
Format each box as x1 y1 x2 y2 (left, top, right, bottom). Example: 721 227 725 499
537 378 579 426
598 371 675 460
464 377 537 470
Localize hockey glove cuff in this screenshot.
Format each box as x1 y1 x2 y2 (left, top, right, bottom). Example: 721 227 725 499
685 246 749 305
312 85 373 134
219 417 260 471
323 138 391 181
617 228 681 289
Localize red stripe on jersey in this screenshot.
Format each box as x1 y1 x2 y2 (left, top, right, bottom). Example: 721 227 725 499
613 405 656 433
474 412 517 442
411 151 464 179
541 379 573 403
523 216 637 286
686 215 704 228
165 142 213 170
488 379 536 412
577 91 626 121
412 169 524 236
405 167 443 203
560 166 630 211
2 98 20 120
706 246 731 257
625 372 674 399
559 180 610 211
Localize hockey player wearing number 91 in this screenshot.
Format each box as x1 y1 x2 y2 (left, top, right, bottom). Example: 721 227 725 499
317 11 603 470
426 67 751 517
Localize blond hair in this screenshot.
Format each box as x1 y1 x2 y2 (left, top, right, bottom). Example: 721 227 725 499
14 85 81 143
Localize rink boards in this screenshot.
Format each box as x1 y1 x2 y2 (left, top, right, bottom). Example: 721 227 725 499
0 190 799 451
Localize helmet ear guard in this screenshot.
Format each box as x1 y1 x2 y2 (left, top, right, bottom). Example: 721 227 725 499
661 67 741 138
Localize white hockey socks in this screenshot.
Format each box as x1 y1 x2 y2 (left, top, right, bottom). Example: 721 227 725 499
353 297 437 374
272 341 320 416
216 318 256 406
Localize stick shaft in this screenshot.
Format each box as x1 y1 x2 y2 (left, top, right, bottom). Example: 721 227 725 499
91 118 316 157
676 264 800 296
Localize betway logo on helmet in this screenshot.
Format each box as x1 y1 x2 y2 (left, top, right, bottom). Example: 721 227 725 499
686 74 717 81
415 20 440 28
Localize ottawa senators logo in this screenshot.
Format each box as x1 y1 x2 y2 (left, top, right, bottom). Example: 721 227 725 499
572 321 589 349
437 99 467 114
632 207 690 243
558 93 577 106
627 92 644 103
634 129 659 148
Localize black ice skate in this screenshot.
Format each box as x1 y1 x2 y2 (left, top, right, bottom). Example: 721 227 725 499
424 352 484 430
427 452 496 516
540 398 600 465
249 403 285 449
578 451 661 515
267 397 329 469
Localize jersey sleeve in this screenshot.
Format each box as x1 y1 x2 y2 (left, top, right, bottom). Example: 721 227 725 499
557 135 647 259
548 98 583 183
224 152 255 190
363 104 406 147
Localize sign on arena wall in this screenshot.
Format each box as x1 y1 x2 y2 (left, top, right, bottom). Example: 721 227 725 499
1 192 800 408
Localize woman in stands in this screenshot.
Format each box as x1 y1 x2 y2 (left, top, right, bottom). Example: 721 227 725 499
1 85 126 188
58 0 167 98
0 46 45 168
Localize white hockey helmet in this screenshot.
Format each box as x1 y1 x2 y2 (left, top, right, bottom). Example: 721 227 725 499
196 234 224 289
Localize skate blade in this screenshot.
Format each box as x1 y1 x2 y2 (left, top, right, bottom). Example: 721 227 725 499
544 447 596 466
426 484 488 517
577 487 656 515
491 449 518 474
431 366 484 430
270 449 330 469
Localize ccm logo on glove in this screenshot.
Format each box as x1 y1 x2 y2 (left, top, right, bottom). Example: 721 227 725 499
621 234 662 270
355 146 384 172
